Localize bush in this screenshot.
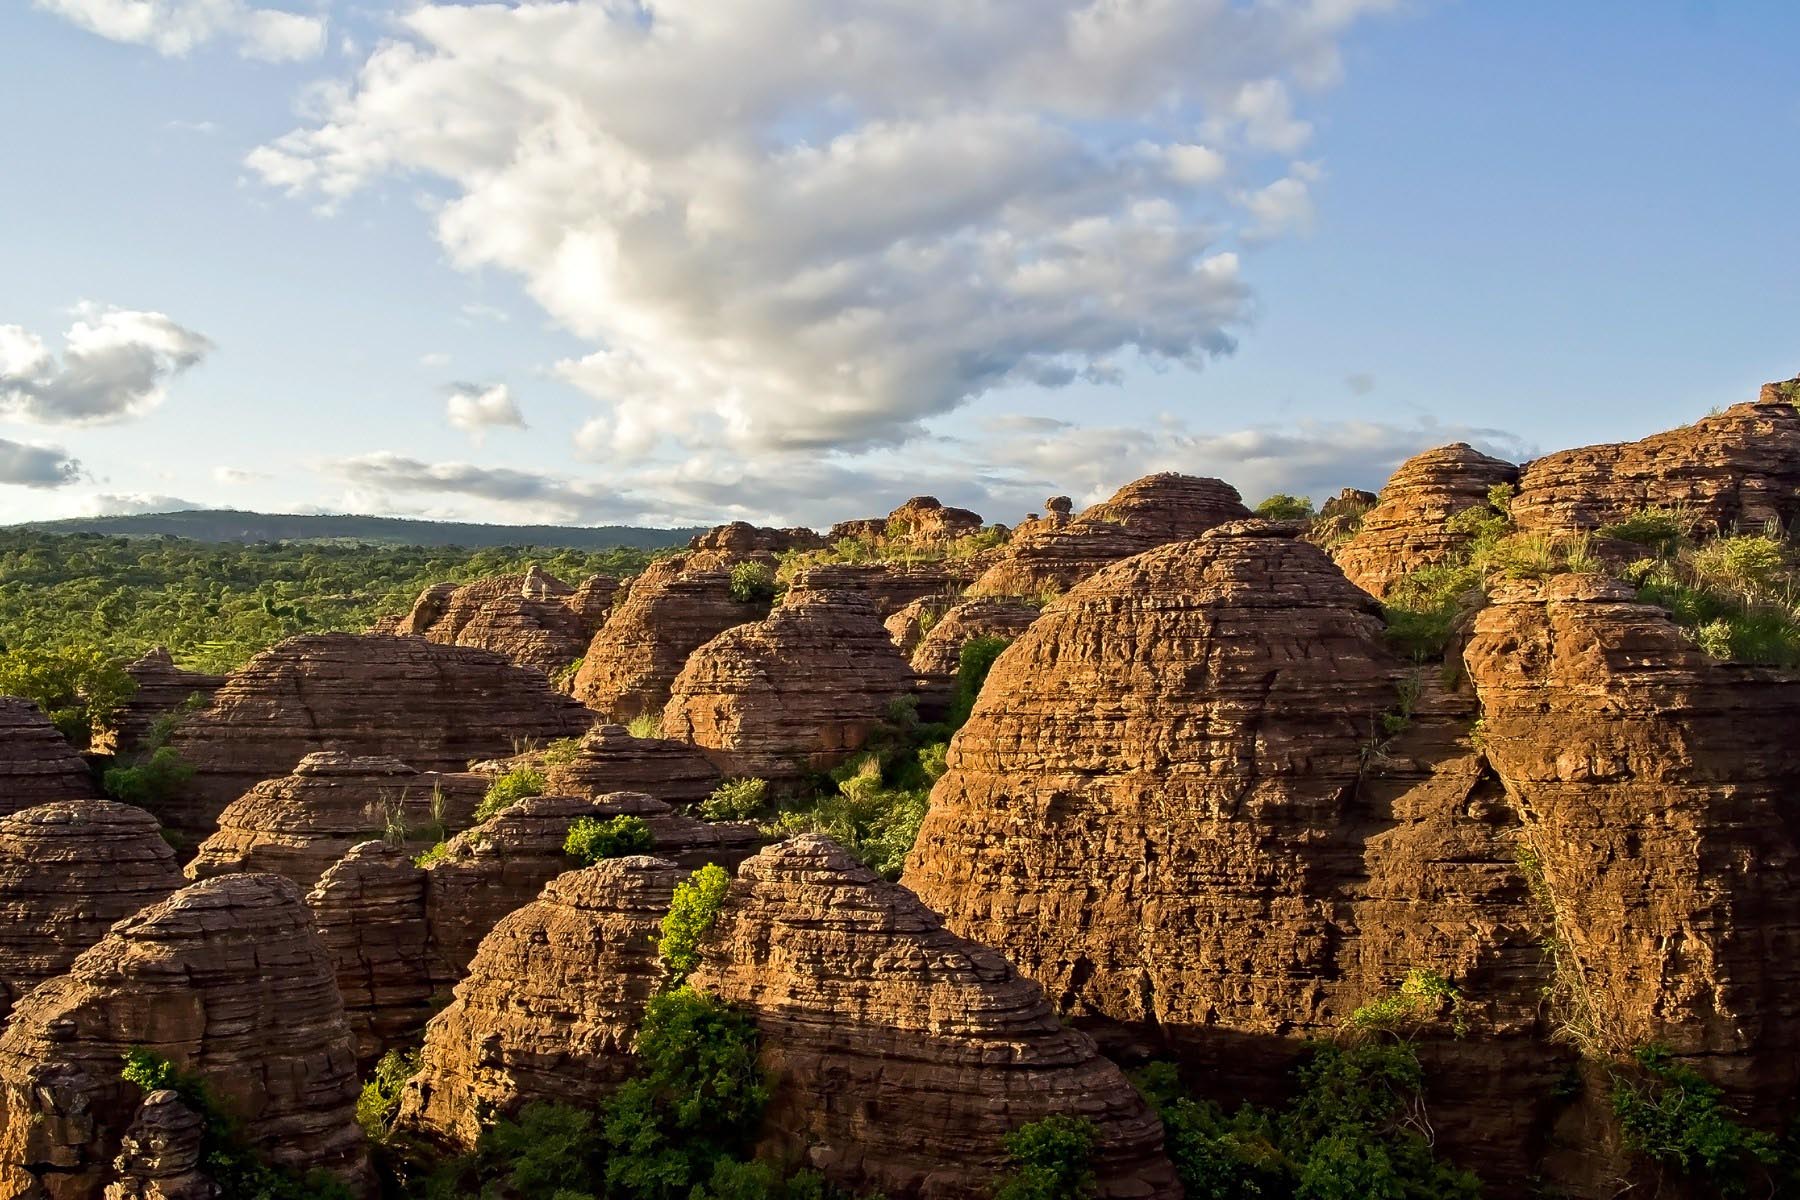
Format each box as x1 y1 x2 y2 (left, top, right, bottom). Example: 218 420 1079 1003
565 814 655 864
949 635 1010 728
355 1049 418 1140
477 1102 606 1199
0 643 135 747
474 766 546 822
995 1115 1099 1200
1610 1045 1782 1196
1689 534 1787 600
102 747 196 807
1255 494 1317 522
1598 507 1691 548
728 561 779 605
702 777 769 822
627 711 665 739
658 863 731 981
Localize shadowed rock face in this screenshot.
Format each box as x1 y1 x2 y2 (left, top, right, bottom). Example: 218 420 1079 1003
1330 443 1520 599
0 801 183 1022
968 472 1249 598
779 561 975 618
0 874 370 1200
664 586 913 781
572 553 771 722
539 724 721 810
394 569 612 676
186 753 488 890
160 633 596 844
103 1089 213 1200
907 597 1040 720
1511 381 1800 535
395 857 682 1149
0 698 98 815
689 836 1180 1200
95 649 225 759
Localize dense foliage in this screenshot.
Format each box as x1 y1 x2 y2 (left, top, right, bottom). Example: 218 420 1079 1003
0 641 135 746
475 767 548 823
658 864 732 982
994 1116 1100 1200
1255 494 1318 522
1608 1045 1790 1198
0 530 656 676
565 815 656 865
356 1049 420 1140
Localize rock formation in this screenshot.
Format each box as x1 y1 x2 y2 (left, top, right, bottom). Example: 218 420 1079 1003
968 472 1249 598
160 633 595 843
690 836 1180 1200
96 649 225 759
307 843 432 1069
0 801 184 1022
664 585 913 781
572 554 770 722
783 561 974 618
907 598 1040 719
102 1091 213 1200
393 569 610 676
828 495 983 546
538 723 721 810
394 857 682 1148
1327 444 1519 599
1510 380 1800 535
0 697 99 815
882 597 951 656
689 523 825 554
0 874 369 1199
186 753 487 890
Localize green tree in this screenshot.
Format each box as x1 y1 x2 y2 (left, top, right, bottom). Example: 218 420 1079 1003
658 863 732 981
0 643 135 746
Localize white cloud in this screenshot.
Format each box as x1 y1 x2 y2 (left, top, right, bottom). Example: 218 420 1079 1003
34 0 326 61
458 302 510 324
322 452 632 525
80 492 204 516
0 306 213 425
253 0 1396 462
0 439 83 489
212 466 268 485
445 382 526 442
1240 161 1323 238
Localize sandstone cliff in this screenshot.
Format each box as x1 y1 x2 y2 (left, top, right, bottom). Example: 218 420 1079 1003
1330 444 1520 598
907 597 1040 719
539 723 721 810
0 697 99 815
394 569 607 676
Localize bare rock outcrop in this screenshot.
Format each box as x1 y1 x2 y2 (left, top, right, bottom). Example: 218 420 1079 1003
0 697 98 815
394 570 608 676
1511 380 1800 535
307 843 432 1068
186 753 487 890
395 857 681 1149
829 496 983 546
968 472 1249 598
882 597 952 656
103 1091 214 1200
539 724 722 810
908 598 1040 719
664 586 913 781
0 874 369 1199
572 554 771 722
783 561 973 618
690 836 1179 1200
96 649 225 759
689 523 825 554
161 633 594 843
1329 444 1519 599
0 801 184 1022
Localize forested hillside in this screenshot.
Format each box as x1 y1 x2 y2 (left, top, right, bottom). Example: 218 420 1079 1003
15 510 706 549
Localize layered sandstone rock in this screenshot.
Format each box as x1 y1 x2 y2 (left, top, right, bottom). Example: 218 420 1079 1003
785 562 973 618
395 857 681 1148
1464 575 1800 1125
103 1091 213 1200
882 597 952 656
1330 444 1519 599
1511 381 1800 536
0 874 369 1199
689 523 825 554
567 573 621 626
968 472 1249 598
664 586 913 781
0 801 183 1022
307 843 432 1068
0 697 98 815
829 496 983 546
572 554 770 722
539 724 721 810
186 754 487 890
394 570 605 675
161 633 594 843
97 649 225 759
690 836 1179 1199
908 598 1040 719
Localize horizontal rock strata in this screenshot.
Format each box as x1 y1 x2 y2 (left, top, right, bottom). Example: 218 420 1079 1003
1330 443 1519 598
0 698 99 815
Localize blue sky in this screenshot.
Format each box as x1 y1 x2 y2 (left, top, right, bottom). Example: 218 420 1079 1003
0 1 1794 528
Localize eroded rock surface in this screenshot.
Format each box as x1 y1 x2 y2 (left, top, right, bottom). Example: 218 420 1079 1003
1330 444 1519 599
0 874 369 1199
539 724 721 811
394 569 611 675
908 598 1040 719
689 523 825 554
690 836 1179 1200
102 1091 213 1200
395 857 681 1148
97 649 225 759
0 697 98 815
307 843 432 1069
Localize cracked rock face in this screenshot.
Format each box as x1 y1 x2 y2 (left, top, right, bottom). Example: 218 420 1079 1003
0 801 184 1023
1329 443 1519 599
102 1090 214 1200
0 698 98 815
160 633 595 845
689 836 1180 1200
0 873 370 1200
538 724 722 811
394 857 682 1149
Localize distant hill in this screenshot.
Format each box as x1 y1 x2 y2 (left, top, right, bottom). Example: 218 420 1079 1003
14 509 709 550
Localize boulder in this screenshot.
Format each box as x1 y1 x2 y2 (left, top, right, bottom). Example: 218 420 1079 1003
664 585 913 781
185 753 488 890
0 697 98 815
160 634 595 845
968 472 1249 598
539 724 722 811
689 836 1180 1200
394 857 682 1149
829 496 983 546
0 874 370 1199
907 598 1040 720
882 597 952 656
0 801 183 1022
1328 443 1519 599
95 649 224 759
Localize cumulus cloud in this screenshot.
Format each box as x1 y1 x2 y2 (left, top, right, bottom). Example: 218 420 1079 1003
0 307 213 425
445 382 526 442
80 493 204 516
34 0 326 60
0 438 83 489
322 452 632 525
253 0 1396 461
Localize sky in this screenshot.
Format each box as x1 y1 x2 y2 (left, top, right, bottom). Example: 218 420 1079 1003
1 0 1795 530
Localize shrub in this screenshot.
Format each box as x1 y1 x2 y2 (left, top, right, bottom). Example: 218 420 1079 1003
627 711 665 739
355 1049 418 1140
476 1102 606 1199
1255 494 1317 522
1598 507 1691 547
0 644 136 748
658 863 731 981
994 1115 1099 1200
949 635 1010 728
541 736 585 767
102 747 195 807
565 814 655 864
553 658 585 691
917 741 949 781
702 777 769 822
412 840 451 868
728 561 779 605
1610 1045 1782 1196
474 766 546 822
1689 534 1787 600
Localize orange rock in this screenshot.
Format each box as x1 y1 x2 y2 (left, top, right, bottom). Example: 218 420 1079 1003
1330 444 1518 598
